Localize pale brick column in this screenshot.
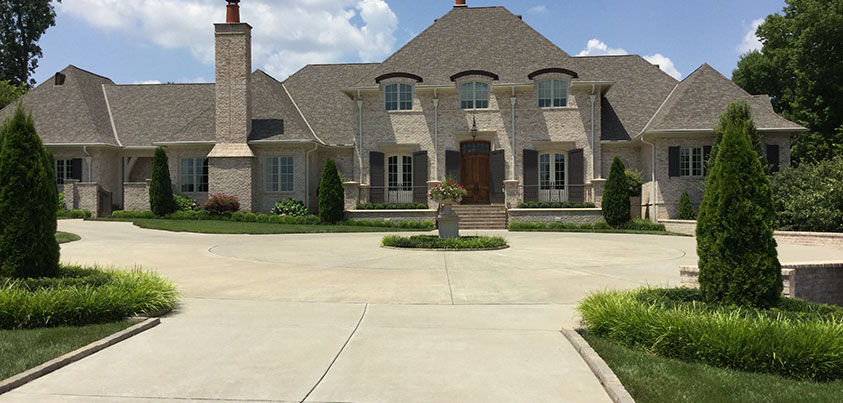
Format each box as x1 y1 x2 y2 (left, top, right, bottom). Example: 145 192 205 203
503 179 521 208
343 181 360 210
209 156 254 212
64 179 79 210
590 179 606 208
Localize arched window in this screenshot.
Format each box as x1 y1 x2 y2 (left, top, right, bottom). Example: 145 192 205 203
387 154 413 203
384 83 413 111
539 152 566 202
537 80 568 108
459 81 490 109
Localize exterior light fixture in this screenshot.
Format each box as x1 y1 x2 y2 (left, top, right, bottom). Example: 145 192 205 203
470 116 478 140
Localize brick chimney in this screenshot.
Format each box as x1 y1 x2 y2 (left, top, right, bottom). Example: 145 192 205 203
209 0 255 211
455 0 467 7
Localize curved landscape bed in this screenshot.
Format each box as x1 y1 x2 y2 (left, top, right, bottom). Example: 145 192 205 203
381 235 509 251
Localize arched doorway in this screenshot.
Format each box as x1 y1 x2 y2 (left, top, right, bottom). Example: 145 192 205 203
460 141 491 204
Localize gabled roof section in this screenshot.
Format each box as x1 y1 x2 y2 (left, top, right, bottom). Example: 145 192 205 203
105 82 216 147
0 65 118 146
644 63 804 133
352 7 573 87
572 55 678 141
249 70 315 142
283 63 376 145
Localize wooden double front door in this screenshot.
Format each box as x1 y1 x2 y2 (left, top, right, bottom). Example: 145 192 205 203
460 141 491 204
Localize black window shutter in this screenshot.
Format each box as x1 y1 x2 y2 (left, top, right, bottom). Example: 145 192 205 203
568 149 585 203
369 151 384 203
766 144 780 173
668 146 680 177
490 150 505 204
445 150 460 181
412 151 428 203
522 149 538 202
703 146 712 175
71 158 83 181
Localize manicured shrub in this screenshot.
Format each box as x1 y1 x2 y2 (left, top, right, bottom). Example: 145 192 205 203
771 156 843 232
578 288 843 381
625 169 643 197
203 194 240 215
697 101 781 308
243 212 257 222
355 202 428 210
272 198 308 217
149 147 176 217
562 223 578 229
318 159 344 224
256 213 269 223
57 192 65 211
174 195 199 212
515 202 596 209
602 157 631 227
230 212 246 222
677 189 696 220
58 209 92 219
579 223 593 230
382 235 507 249
593 222 611 230
111 210 155 219
0 104 59 278
618 219 666 232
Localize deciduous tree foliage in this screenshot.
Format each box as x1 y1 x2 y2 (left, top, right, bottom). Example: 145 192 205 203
0 103 59 278
732 0 843 164
149 147 176 217
0 0 61 85
0 80 27 109
318 158 344 224
602 157 630 227
697 102 781 308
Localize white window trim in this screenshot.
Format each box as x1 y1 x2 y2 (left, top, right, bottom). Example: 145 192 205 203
384 83 414 111
385 153 414 204
537 79 569 108
264 156 295 193
679 147 705 178
459 81 491 110
180 158 209 194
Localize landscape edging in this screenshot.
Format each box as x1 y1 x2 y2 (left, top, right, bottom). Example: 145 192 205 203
562 328 636 403
0 317 160 395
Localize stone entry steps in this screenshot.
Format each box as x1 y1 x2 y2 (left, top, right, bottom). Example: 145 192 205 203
450 205 509 230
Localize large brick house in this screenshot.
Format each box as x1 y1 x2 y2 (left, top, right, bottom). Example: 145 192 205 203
0 1 804 220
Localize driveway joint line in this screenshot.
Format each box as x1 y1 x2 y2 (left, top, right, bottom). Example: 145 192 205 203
443 253 455 305
300 303 368 403
7 391 297 402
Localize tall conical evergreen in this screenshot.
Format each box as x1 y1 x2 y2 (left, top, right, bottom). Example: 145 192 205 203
149 147 176 216
318 158 344 224
677 189 696 220
602 157 631 227
697 101 781 308
0 104 60 278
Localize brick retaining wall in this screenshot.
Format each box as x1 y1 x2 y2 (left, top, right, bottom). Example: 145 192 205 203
345 209 437 223
507 208 604 225
662 219 843 248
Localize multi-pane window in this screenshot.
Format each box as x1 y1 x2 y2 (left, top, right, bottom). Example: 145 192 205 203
384 83 413 111
537 80 568 108
460 81 490 109
679 147 704 177
387 155 413 192
54 159 73 184
539 153 566 190
265 156 294 192
180 158 209 193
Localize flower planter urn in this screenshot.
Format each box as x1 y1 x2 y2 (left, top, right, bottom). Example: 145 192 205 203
436 197 461 239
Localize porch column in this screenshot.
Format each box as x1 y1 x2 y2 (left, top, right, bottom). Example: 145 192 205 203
503 179 520 209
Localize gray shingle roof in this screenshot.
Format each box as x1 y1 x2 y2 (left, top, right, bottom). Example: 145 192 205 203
0 65 117 145
283 63 376 145
644 63 804 133
572 55 679 141
351 7 573 87
249 70 316 142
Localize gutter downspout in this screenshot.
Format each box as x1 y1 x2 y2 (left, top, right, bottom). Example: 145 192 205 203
641 133 658 221
590 84 596 180
357 90 363 183
510 86 516 180
433 88 439 180
82 145 92 182
306 143 319 211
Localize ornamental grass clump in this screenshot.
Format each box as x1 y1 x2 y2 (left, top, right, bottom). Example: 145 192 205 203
697 101 781 308
602 157 631 227
0 104 59 278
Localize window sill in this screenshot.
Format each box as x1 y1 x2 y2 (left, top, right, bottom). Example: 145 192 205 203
264 190 296 194
539 106 576 111
385 109 418 114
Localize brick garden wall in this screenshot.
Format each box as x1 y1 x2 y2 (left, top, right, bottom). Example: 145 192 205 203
507 208 604 225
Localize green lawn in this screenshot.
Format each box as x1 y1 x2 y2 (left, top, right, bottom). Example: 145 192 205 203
55 231 81 244
0 321 134 381
583 333 843 403
125 219 431 234
509 228 688 236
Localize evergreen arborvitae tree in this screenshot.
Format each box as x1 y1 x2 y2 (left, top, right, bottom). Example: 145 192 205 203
602 157 631 227
318 158 344 224
697 101 782 308
149 147 176 216
0 104 59 278
677 190 697 220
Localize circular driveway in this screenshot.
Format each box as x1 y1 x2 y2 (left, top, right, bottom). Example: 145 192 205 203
57 220 843 305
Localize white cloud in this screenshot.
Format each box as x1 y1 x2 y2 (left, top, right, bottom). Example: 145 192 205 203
132 80 162 85
738 18 764 54
58 0 398 80
528 5 547 14
577 39 682 80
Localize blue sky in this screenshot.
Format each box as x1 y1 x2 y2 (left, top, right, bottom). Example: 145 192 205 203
32 0 785 86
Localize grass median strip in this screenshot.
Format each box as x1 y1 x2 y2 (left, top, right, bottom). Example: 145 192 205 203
382 235 508 250
55 232 81 244
125 219 431 234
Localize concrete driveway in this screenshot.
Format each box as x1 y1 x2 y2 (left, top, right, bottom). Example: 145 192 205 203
4 220 842 402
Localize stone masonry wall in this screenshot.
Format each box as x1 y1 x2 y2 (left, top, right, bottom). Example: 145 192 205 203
209 157 254 212
345 209 437 223
123 182 150 211
507 208 604 225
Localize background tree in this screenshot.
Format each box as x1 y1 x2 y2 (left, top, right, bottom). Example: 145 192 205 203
0 0 61 85
732 0 843 164
771 156 843 232
149 147 176 216
0 103 59 278
318 158 344 224
0 80 27 109
697 102 781 308
602 157 630 227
